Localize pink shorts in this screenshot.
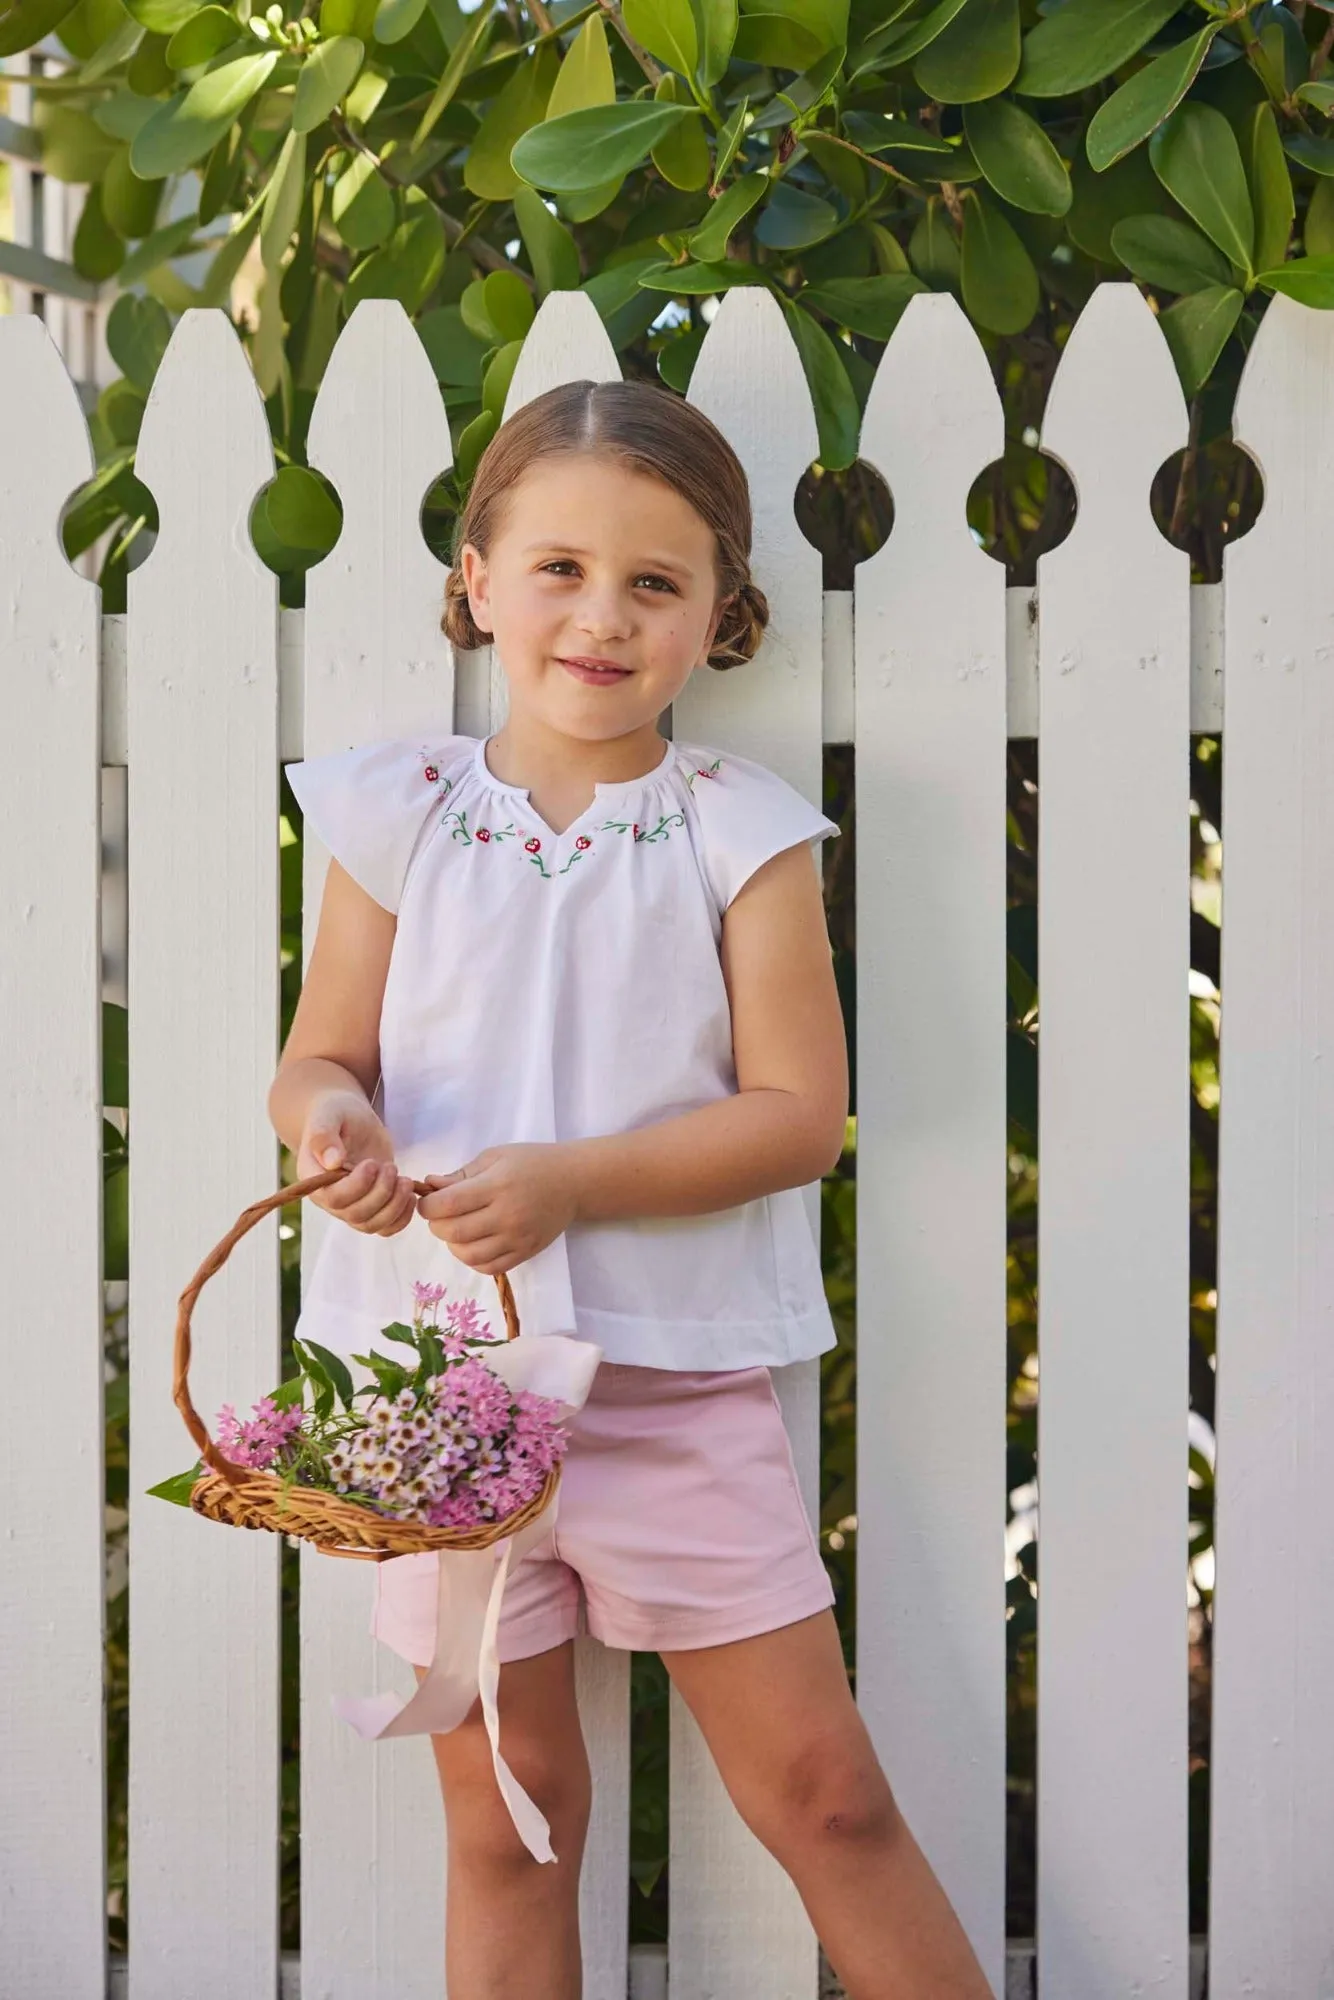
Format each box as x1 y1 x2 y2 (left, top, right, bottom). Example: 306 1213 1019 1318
371 1362 835 1663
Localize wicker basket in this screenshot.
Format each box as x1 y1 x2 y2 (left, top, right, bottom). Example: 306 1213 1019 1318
172 1162 559 1562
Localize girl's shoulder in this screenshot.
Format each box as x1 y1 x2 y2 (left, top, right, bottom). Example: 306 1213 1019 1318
671 739 841 912
285 730 476 914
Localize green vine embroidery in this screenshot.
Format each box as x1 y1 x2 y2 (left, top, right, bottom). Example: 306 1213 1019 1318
442 808 519 848
684 758 721 791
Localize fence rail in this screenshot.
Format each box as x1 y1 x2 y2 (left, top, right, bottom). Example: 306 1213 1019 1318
2 280 1332 1999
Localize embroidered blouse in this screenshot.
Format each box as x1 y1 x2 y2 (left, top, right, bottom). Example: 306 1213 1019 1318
285 729 842 1371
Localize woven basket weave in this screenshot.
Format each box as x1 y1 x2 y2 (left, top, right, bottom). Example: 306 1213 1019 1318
172 1162 559 1562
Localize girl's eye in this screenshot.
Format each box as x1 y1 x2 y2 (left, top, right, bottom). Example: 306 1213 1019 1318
538 560 677 595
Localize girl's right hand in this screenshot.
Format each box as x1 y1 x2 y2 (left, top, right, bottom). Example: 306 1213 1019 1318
296 1093 417 1237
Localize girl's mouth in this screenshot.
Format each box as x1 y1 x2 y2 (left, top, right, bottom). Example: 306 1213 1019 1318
558 657 632 685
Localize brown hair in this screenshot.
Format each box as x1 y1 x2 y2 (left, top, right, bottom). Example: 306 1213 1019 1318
440 379 769 671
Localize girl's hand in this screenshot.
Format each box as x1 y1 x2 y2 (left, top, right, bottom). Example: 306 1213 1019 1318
415 1144 580 1273
297 1092 416 1237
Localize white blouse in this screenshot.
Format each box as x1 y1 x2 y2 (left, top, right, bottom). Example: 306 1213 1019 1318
286 729 842 1372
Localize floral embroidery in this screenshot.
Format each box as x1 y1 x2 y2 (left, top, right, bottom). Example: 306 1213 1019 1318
443 808 518 847
601 811 686 845
418 747 456 804
684 758 722 791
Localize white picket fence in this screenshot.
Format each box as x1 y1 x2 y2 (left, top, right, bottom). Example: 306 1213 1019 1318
2 279 1331 2000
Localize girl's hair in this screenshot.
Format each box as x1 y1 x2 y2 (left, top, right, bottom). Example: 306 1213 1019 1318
440 379 769 671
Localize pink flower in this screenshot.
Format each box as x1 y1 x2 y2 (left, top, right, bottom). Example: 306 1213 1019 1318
216 1395 304 1470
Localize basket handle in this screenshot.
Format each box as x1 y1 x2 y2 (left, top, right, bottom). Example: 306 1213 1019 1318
173 1164 520 1494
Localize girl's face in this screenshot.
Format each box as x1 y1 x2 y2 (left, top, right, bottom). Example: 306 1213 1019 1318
459 452 731 741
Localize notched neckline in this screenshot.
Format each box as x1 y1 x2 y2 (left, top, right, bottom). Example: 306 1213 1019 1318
471 734 679 840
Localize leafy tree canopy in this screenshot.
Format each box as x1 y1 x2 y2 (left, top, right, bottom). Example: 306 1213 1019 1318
13 0 1334 595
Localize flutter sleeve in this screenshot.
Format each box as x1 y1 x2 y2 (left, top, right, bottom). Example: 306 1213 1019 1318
285 732 472 915
683 743 842 912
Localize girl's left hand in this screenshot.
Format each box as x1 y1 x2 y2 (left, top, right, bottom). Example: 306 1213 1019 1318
415 1143 580 1273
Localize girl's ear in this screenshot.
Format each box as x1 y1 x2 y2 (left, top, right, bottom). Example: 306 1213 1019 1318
459 542 491 633
697 593 733 667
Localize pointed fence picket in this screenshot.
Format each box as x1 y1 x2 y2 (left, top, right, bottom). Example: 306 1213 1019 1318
0 279 1332 2000
1035 285 1193 1999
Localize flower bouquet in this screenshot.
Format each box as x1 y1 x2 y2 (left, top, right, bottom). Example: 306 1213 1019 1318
153 1164 602 1863
149 1274 571 1552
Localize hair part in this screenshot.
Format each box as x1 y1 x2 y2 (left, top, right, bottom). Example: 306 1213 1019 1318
440 379 769 672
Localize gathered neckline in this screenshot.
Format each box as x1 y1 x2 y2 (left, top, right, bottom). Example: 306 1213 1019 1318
471 734 677 814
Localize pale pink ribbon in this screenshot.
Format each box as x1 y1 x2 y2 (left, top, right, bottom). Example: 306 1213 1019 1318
331 1333 602 1863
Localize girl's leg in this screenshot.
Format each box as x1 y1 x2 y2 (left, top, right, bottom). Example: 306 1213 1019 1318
411 1641 590 2000
661 1610 993 2000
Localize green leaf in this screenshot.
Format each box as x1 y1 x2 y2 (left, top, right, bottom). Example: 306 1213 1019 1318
106 290 172 389
624 0 696 77
781 301 859 469
269 1375 306 1411
130 50 279 177
102 144 165 238
330 150 395 250
1306 176 1334 258
145 1465 204 1507
657 321 705 389
91 89 160 142
293 1339 336 1422
711 90 749 185
1255 253 1334 308
417 301 490 382
872 0 971 68
77 10 144 81
293 33 363 132
1014 0 1182 99
197 198 261 306
687 170 767 260
1243 102 1293 278
165 5 240 68
373 0 426 44
481 336 524 420
1284 135 1334 179
454 406 498 485
732 11 826 69
409 0 492 150
345 204 445 312
1086 24 1217 173
753 176 839 249
1110 213 1232 293
1067 139 1167 262
961 187 1038 333
651 71 711 189
799 271 926 338
1158 284 1243 397
123 0 194 29
963 95 1070 215
1150 101 1254 279
482 266 534 338
913 0 1019 106
908 197 961 286
34 103 119 181
546 10 615 116
465 43 559 200
636 256 768 290
117 210 200 280
0 0 79 57
260 127 306 270
74 183 126 280
510 101 701 194
99 376 146 445
1295 82 1334 117
321 0 376 35
252 466 341 570
695 0 738 85
514 184 580 294
296 1337 355 1409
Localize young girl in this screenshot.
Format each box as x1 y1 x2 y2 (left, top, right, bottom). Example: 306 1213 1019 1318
268 380 991 2000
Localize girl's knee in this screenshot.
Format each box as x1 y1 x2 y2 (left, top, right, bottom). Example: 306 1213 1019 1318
438 1718 592 1875
735 1734 900 1861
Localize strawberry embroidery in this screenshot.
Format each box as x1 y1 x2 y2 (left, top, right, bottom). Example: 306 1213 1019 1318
454 752 717 880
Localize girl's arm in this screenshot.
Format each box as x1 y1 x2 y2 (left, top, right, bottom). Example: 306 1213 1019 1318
564 843 848 1221
267 856 395 1153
